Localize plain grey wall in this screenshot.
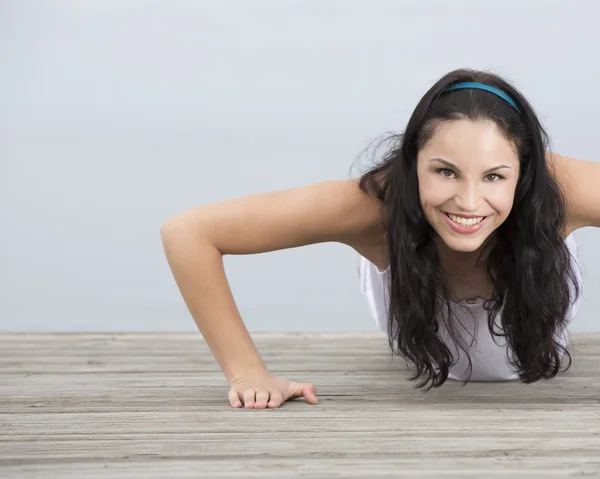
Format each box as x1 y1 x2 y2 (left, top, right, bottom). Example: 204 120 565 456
2 1 599 332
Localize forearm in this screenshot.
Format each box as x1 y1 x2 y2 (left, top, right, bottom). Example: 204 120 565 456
161 226 267 383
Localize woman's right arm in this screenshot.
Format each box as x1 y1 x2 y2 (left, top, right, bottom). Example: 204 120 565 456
159 178 383 385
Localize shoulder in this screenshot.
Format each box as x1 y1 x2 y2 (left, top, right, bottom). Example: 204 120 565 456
342 178 389 271
546 151 600 237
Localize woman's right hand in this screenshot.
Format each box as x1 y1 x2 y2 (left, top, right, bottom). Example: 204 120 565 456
228 367 318 409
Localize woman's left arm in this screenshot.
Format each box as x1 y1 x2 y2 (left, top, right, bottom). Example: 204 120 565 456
547 151 600 231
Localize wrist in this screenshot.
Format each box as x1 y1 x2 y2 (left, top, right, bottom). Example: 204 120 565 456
227 363 270 385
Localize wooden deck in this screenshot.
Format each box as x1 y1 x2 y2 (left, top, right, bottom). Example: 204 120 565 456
1 332 599 478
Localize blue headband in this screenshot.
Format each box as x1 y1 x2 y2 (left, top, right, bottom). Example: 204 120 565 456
443 81 521 114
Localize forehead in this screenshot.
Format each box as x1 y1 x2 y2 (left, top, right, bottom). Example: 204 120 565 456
419 119 519 165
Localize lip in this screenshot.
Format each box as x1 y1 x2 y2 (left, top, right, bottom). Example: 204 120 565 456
443 212 488 219
441 211 491 234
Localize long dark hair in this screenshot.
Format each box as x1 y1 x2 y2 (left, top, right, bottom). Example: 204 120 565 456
357 68 581 390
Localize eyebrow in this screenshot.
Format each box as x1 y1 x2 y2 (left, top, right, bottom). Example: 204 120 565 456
429 158 512 175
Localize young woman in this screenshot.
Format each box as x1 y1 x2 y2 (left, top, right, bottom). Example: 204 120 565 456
161 68 600 409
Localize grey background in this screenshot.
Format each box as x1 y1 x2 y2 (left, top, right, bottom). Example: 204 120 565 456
2 1 599 332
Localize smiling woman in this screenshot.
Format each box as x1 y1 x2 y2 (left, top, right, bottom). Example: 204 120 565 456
416 119 521 257
161 67 596 410
356 68 585 389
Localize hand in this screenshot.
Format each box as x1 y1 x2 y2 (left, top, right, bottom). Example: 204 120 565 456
228 367 318 409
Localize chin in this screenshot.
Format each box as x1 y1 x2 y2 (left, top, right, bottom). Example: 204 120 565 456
442 237 486 252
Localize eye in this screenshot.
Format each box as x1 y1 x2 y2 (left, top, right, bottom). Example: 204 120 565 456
436 168 455 179
436 168 505 182
486 173 505 182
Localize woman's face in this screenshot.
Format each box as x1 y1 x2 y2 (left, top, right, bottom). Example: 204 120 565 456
416 119 520 259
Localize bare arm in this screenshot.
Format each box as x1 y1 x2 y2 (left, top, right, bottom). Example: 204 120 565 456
160 179 383 383
547 151 600 232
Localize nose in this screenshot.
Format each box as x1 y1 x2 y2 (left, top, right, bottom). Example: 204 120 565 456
454 181 481 212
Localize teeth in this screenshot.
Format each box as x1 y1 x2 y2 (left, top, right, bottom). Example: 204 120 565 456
448 213 485 226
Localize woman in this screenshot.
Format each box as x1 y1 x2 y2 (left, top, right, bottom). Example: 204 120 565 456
161 68 600 409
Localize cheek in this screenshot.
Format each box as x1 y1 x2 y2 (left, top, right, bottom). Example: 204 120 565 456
487 185 517 215
418 176 450 209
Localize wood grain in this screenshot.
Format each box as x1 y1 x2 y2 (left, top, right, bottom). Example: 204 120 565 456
1 333 599 478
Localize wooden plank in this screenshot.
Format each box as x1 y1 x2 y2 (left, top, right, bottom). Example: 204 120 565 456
1 333 599 478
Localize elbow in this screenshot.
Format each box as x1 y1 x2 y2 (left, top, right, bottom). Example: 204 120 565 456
160 214 212 246
161 206 213 239
160 216 190 241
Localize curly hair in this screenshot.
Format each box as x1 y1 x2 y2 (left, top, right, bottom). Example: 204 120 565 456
357 68 581 390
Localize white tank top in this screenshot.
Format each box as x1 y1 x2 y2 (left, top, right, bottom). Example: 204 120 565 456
358 233 584 382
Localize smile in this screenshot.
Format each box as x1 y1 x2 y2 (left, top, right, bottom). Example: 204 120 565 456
441 211 492 234
445 212 486 225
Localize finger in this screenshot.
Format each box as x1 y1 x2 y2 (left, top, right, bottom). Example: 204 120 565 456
267 392 283 408
303 386 319 405
254 390 270 409
228 389 242 408
290 383 318 404
243 389 256 409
